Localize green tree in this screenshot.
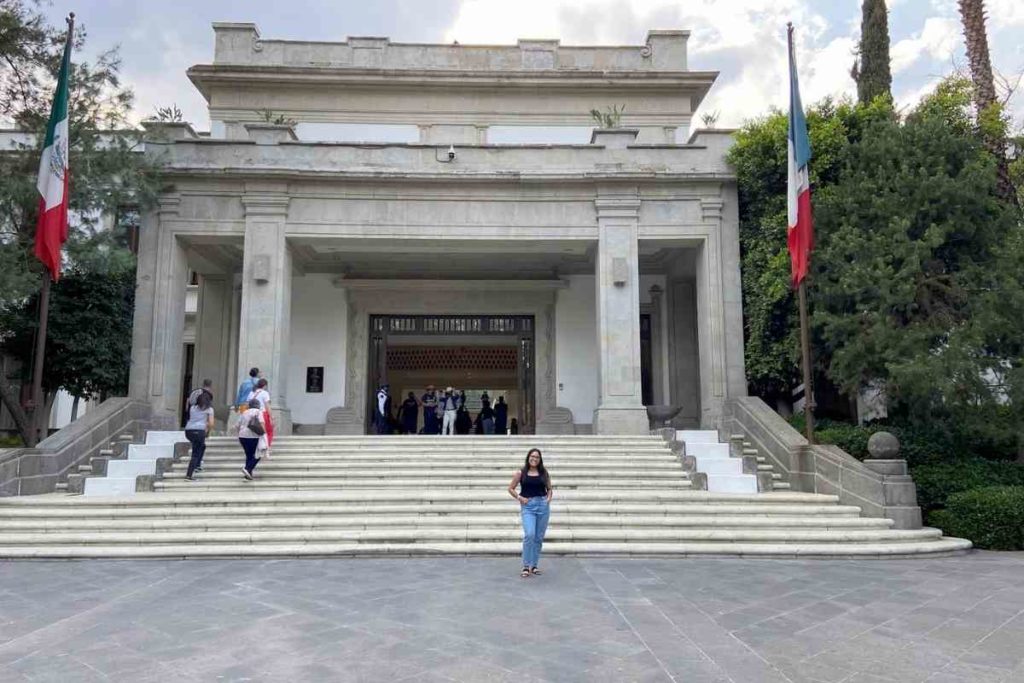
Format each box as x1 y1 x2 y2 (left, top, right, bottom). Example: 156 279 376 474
727 98 887 405
813 78 1024 445
0 1 160 444
853 0 893 105
0 265 136 403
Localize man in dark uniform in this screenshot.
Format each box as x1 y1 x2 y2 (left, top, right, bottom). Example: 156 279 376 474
421 385 439 434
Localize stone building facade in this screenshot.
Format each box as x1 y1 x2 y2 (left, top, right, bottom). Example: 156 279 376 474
129 23 746 435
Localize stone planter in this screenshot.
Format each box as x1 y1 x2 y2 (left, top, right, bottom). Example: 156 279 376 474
590 128 639 148
646 404 683 429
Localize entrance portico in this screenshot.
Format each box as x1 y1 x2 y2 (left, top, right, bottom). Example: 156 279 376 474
128 24 747 436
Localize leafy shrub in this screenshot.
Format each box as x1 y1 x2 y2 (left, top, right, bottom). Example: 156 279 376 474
928 486 1024 550
787 414 1018 466
912 459 1024 513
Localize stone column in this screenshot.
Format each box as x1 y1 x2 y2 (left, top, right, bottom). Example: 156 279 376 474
238 190 293 434
193 275 233 417
695 194 746 428
128 195 189 428
592 189 648 434
648 284 665 405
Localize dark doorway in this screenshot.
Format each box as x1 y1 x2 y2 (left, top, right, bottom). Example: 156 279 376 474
368 315 535 434
640 313 653 406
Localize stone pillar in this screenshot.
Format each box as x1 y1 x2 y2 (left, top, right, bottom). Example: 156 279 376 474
592 189 648 434
695 194 746 428
667 278 700 428
648 284 666 405
238 190 293 434
193 276 234 417
128 195 189 428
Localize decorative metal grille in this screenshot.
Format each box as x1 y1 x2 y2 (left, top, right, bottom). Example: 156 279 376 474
386 346 518 371
376 315 532 336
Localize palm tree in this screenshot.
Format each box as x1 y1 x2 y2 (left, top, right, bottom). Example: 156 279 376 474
958 0 1017 205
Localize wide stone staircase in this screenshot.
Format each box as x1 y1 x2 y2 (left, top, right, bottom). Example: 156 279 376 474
0 434 970 558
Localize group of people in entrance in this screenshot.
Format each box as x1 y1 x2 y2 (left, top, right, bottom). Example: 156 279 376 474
374 384 518 436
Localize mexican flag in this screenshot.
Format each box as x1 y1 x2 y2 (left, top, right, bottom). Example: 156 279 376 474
34 33 73 280
786 25 813 288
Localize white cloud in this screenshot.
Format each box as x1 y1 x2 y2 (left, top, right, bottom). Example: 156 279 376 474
890 17 959 73
443 0 848 128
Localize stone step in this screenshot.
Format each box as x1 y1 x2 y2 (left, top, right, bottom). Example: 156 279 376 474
692 458 743 476
145 431 187 446
153 478 695 490
186 454 682 465
127 444 175 460
676 430 719 444
686 443 731 458
0 514 894 531
83 478 137 497
106 460 159 478
196 447 674 457
0 489 842 507
0 527 946 547
179 460 685 471
0 538 973 559
161 471 688 481
706 474 758 494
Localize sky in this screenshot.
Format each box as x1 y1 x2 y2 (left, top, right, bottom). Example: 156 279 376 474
39 0 1024 133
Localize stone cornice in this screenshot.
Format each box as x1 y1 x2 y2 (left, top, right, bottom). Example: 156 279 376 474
595 192 641 220
163 168 736 184
334 279 569 291
241 194 290 216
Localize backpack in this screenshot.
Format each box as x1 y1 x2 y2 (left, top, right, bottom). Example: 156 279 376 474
248 413 266 436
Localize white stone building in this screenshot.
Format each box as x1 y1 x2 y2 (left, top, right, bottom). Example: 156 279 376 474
129 23 746 436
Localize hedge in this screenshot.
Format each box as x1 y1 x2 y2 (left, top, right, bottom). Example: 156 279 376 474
913 459 1024 513
928 486 1024 550
787 415 1018 466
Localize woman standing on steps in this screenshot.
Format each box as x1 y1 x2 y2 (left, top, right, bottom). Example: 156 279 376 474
237 398 267 480
247 378 274 454
184 391 215 481
508 448 553 578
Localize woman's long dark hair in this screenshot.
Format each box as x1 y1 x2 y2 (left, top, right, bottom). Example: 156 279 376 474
521 448 551 490
195 391 212 411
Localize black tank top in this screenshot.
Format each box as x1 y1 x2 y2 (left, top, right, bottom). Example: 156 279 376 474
520 471 547 498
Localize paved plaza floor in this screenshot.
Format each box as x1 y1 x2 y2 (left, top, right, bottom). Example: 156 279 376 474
0 553 1022 682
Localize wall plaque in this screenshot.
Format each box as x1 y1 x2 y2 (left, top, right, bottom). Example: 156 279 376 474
306 366 324 393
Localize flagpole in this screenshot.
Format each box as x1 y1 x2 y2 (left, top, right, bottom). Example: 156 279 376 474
27 12 73 447
797 280 815 444
787 21 815 445
28 274 51 446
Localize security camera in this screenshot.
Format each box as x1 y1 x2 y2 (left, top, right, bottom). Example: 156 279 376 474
447 144 456 161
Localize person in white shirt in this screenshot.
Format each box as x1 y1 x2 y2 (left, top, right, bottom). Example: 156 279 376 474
236 398 267 480
440 387 459 435
246 378 274 450
184 391 215 481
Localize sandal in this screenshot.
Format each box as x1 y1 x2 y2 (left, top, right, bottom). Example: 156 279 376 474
530 567 542 575
520 568 531 578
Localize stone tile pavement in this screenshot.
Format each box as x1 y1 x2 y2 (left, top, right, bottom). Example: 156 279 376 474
0 552 1022 682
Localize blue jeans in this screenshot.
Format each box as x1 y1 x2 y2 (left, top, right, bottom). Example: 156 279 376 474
185 429 207 477
239 437 260 474
520 497 550 568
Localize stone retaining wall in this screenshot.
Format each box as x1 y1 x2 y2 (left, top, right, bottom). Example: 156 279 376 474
720 396 923 529
0 398 151 496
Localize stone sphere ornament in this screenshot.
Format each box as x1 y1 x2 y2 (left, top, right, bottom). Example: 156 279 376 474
866 431 900 459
